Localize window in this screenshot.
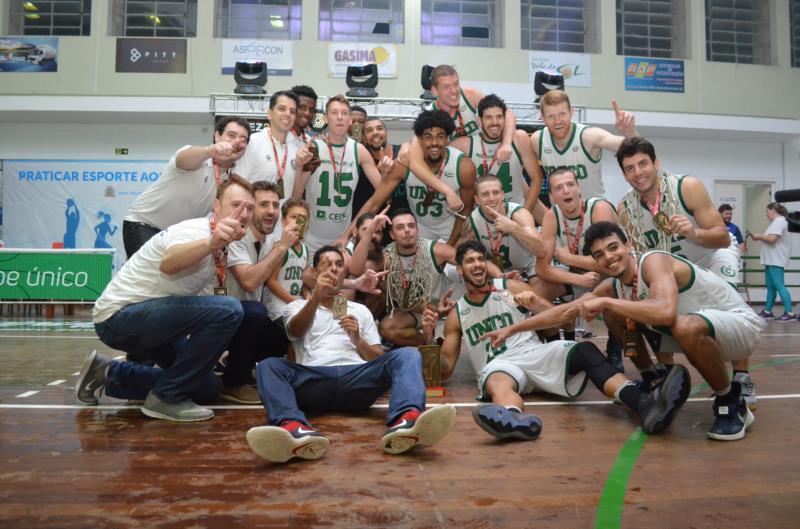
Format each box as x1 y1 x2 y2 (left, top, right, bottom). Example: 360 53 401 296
319 0 404 43
791 0 800 67
421 0 502 48
215 0 301 39
705 0 770 65
521 0 599 53
8 0 92 36
616 0 687 58
110 0 198 37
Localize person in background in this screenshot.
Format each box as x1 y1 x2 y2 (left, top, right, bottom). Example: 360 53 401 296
749 202 796 321
719 204 746 254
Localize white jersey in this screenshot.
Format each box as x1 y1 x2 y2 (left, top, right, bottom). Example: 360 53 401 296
431 89 481 140
553 197 612 257
125 147 222 230
225 227 269 302
404 146 463 242
539 123 605 199
233 129 298 194
263 242 308 321
469 201 535 275
93 217 215 323
468 135 527 204
304 137 360 252
456 279 541 374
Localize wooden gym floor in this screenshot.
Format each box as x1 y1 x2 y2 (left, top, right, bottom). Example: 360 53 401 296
0 309 799 529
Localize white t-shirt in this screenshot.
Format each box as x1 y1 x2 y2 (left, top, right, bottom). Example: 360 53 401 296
283 299 381 367
125 146 223 230
225 227 270 302
93 217 215 323
234 129 298 192
761 216 792 267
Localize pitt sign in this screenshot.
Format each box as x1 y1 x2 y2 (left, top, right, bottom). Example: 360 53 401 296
327 43 397 78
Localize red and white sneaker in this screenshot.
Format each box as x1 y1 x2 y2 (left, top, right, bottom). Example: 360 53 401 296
380 405 456 455
246 420 330 463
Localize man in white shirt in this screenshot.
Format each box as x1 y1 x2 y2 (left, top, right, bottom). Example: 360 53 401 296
123 116 251 258
75 176 255 422
245 245 456 464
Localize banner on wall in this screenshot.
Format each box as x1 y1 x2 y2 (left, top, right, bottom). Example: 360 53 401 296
221 39 292 75
0 36 58 72
3 159 167 273
528 51 591 88
624 57 684 93
116 38 187 73
327 43 397 78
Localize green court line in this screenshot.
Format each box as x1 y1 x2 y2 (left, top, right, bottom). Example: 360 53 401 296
593 356 800 529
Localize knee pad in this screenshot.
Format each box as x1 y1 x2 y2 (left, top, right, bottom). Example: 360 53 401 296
574 342 606 367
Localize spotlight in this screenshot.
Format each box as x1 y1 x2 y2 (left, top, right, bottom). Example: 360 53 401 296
345 63 378 99
234 61 267 96
419 64 435 100
533 70 565 102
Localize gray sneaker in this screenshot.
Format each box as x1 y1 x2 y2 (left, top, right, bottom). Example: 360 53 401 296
733 372 757 411
141 391 214 422
75 350 112 405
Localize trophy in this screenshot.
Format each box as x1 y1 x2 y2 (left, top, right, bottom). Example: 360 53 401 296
351 122 364 142
419 344 443 389
296 214 308 240
332 294 347 319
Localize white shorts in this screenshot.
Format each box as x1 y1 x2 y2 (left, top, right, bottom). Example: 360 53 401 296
645 307 765 362
695 235 741 284
478 340 588 400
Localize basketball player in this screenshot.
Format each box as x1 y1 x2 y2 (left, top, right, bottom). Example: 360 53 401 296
286 85 318 149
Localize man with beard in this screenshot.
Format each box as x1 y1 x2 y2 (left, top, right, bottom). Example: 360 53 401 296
244 245 456 463
222 181 302 403
235 91 312 199
354 110 476 247
123 116 250 258
448 240 691 440
75 176 255 422
450 94 544 222
526 91 637 211
615 138 753 405
352 117 404 216
292 95 383 256
576 222 763 440
286 85 318 149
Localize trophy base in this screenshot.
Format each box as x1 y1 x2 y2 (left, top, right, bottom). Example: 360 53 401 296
425 387 446 398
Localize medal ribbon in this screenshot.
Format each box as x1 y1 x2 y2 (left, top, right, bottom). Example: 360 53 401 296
455 110 466 137
562 202 585 255
326 139 347 180
484 215 505 259
397 250 418 290
624 256 639 332
209 215 227 289
269 130 288 184
425 157 447 196
480 137 497 176
643 189 662 216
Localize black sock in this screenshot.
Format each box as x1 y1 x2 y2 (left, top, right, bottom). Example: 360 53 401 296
618 384 644 412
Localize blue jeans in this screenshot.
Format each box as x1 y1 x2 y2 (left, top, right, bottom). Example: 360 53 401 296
223 300 288 388
95 295 243 404
255 347 425 427
765 265 793 314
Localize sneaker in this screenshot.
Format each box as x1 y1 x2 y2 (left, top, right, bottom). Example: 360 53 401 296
633 364 670 393
757 310 774 319
707 383 755 441
221 384 261 405
246 420 330 463
471 404 542 441
776 313 796 322
733 372 757 411
75 350 112 405
380 405 456 455
638 364 691 435
141 391 214 422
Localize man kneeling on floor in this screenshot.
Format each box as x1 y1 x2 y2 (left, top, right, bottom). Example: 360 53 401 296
246 245 456 463
443 240 690 440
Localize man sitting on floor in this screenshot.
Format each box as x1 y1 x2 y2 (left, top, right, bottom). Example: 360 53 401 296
245 245 456 463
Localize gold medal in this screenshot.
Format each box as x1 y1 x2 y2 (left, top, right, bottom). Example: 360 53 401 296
491 253 505 270
332 294 347 319
213 287 228 296
277 178 285 199
296 214 307 239
351 122 364 142
654 211 672 234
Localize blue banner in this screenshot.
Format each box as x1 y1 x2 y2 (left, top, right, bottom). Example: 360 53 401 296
3 160 167 273
0 36 58 72
624 57 684 93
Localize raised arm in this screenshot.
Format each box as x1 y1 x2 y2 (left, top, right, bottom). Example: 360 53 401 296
675 176 731 249
447 156 476 247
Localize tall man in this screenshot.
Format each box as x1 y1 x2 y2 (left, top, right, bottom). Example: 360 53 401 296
355 110 476 246
615 137 753 405
450 94 543 220
292 95 382 256
286 84 318 149
123 116 250 258
245 245 456 463
526 90 637 212
578 222 765 440
443 241 690 440
75 176 255 422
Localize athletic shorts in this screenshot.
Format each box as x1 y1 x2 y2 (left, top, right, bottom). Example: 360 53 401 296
477 340 588 400
643 307 765 362
695 235 741 284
